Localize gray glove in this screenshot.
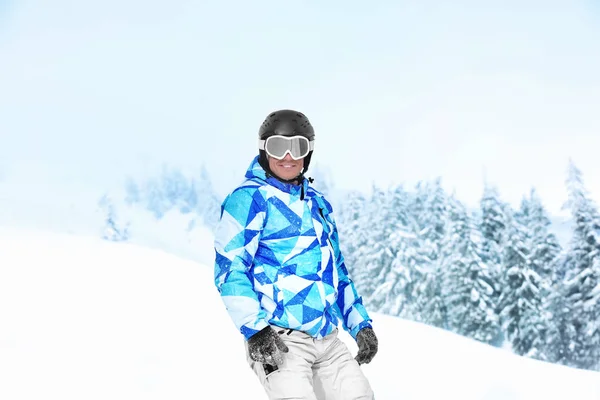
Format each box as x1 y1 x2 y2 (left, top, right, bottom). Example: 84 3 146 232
247 326 289 366
355 327 378 365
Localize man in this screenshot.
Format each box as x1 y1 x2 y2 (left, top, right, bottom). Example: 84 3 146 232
213 109 378 400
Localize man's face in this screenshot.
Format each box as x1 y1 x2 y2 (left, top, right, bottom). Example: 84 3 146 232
268 153 304 182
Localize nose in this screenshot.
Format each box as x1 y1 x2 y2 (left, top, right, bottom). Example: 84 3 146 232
282 153 294 161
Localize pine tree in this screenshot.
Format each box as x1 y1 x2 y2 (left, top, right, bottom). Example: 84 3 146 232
413 261 446 328
479 184 509 269
518 188 562 286
124 177 141 205
193 164 221 229
336 190 369 291
356 185 391 304
415 178 448 261
497 214 546 359
159 164 190 211
98 194 129 242
411 178 450 328
143 178 169 218
441 195 499 343
478 183 510 345
364 184 416 317
555 160 600 370
545 254 579 367
514 188 563 361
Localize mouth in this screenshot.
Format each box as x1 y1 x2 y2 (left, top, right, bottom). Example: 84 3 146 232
278 163 298 168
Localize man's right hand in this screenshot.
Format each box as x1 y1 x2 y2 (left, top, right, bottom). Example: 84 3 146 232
247 326 289 366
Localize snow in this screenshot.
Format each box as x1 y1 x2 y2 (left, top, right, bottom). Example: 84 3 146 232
1 227 599 400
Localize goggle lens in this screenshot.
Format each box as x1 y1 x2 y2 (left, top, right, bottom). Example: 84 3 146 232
259 135 313 160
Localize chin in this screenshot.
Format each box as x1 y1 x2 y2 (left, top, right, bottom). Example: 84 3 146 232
277 169 301 179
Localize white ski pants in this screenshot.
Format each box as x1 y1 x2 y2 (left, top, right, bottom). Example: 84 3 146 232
245 328 375 400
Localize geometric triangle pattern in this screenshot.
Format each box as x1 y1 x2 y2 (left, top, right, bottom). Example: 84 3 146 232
214 156 373 340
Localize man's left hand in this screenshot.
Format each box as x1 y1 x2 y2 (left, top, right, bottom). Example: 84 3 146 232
355 327 378 365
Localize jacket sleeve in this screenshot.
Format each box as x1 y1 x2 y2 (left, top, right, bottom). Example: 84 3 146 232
326 201 373 339
213 186 269 340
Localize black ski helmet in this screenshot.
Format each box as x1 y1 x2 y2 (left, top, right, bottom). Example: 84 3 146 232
258 109 315 181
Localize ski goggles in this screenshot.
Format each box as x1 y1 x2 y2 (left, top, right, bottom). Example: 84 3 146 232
258 135 314 160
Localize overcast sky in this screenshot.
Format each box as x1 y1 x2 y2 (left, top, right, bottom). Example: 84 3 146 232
1 0 599 216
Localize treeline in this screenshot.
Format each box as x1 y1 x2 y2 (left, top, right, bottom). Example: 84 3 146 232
123 163 222 228
95 159 599 371
335 160 600 372
97 163 222 242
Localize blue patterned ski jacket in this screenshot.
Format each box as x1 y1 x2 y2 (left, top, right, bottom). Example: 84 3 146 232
214 156 373 341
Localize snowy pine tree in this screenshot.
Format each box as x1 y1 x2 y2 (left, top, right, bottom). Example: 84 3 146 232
517 188 562 286
545 255 579 367
413 259 447 328
354 185 391 304
143 178 170 219
160 165 195 213
336 189 369 291
98 194 129 242
364 184 416 317
124 177 141 205
511 187 563 361
411 178 450 328
552 160 600 370
414 178 448 261
193 164 221 229
441 195 499 343
478 183 510 345
479 184 509 270
497 213 547 359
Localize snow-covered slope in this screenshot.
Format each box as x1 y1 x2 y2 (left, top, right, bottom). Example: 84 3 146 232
0 228 598 400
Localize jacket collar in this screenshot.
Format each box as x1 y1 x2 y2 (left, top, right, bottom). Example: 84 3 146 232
245 155 309 198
